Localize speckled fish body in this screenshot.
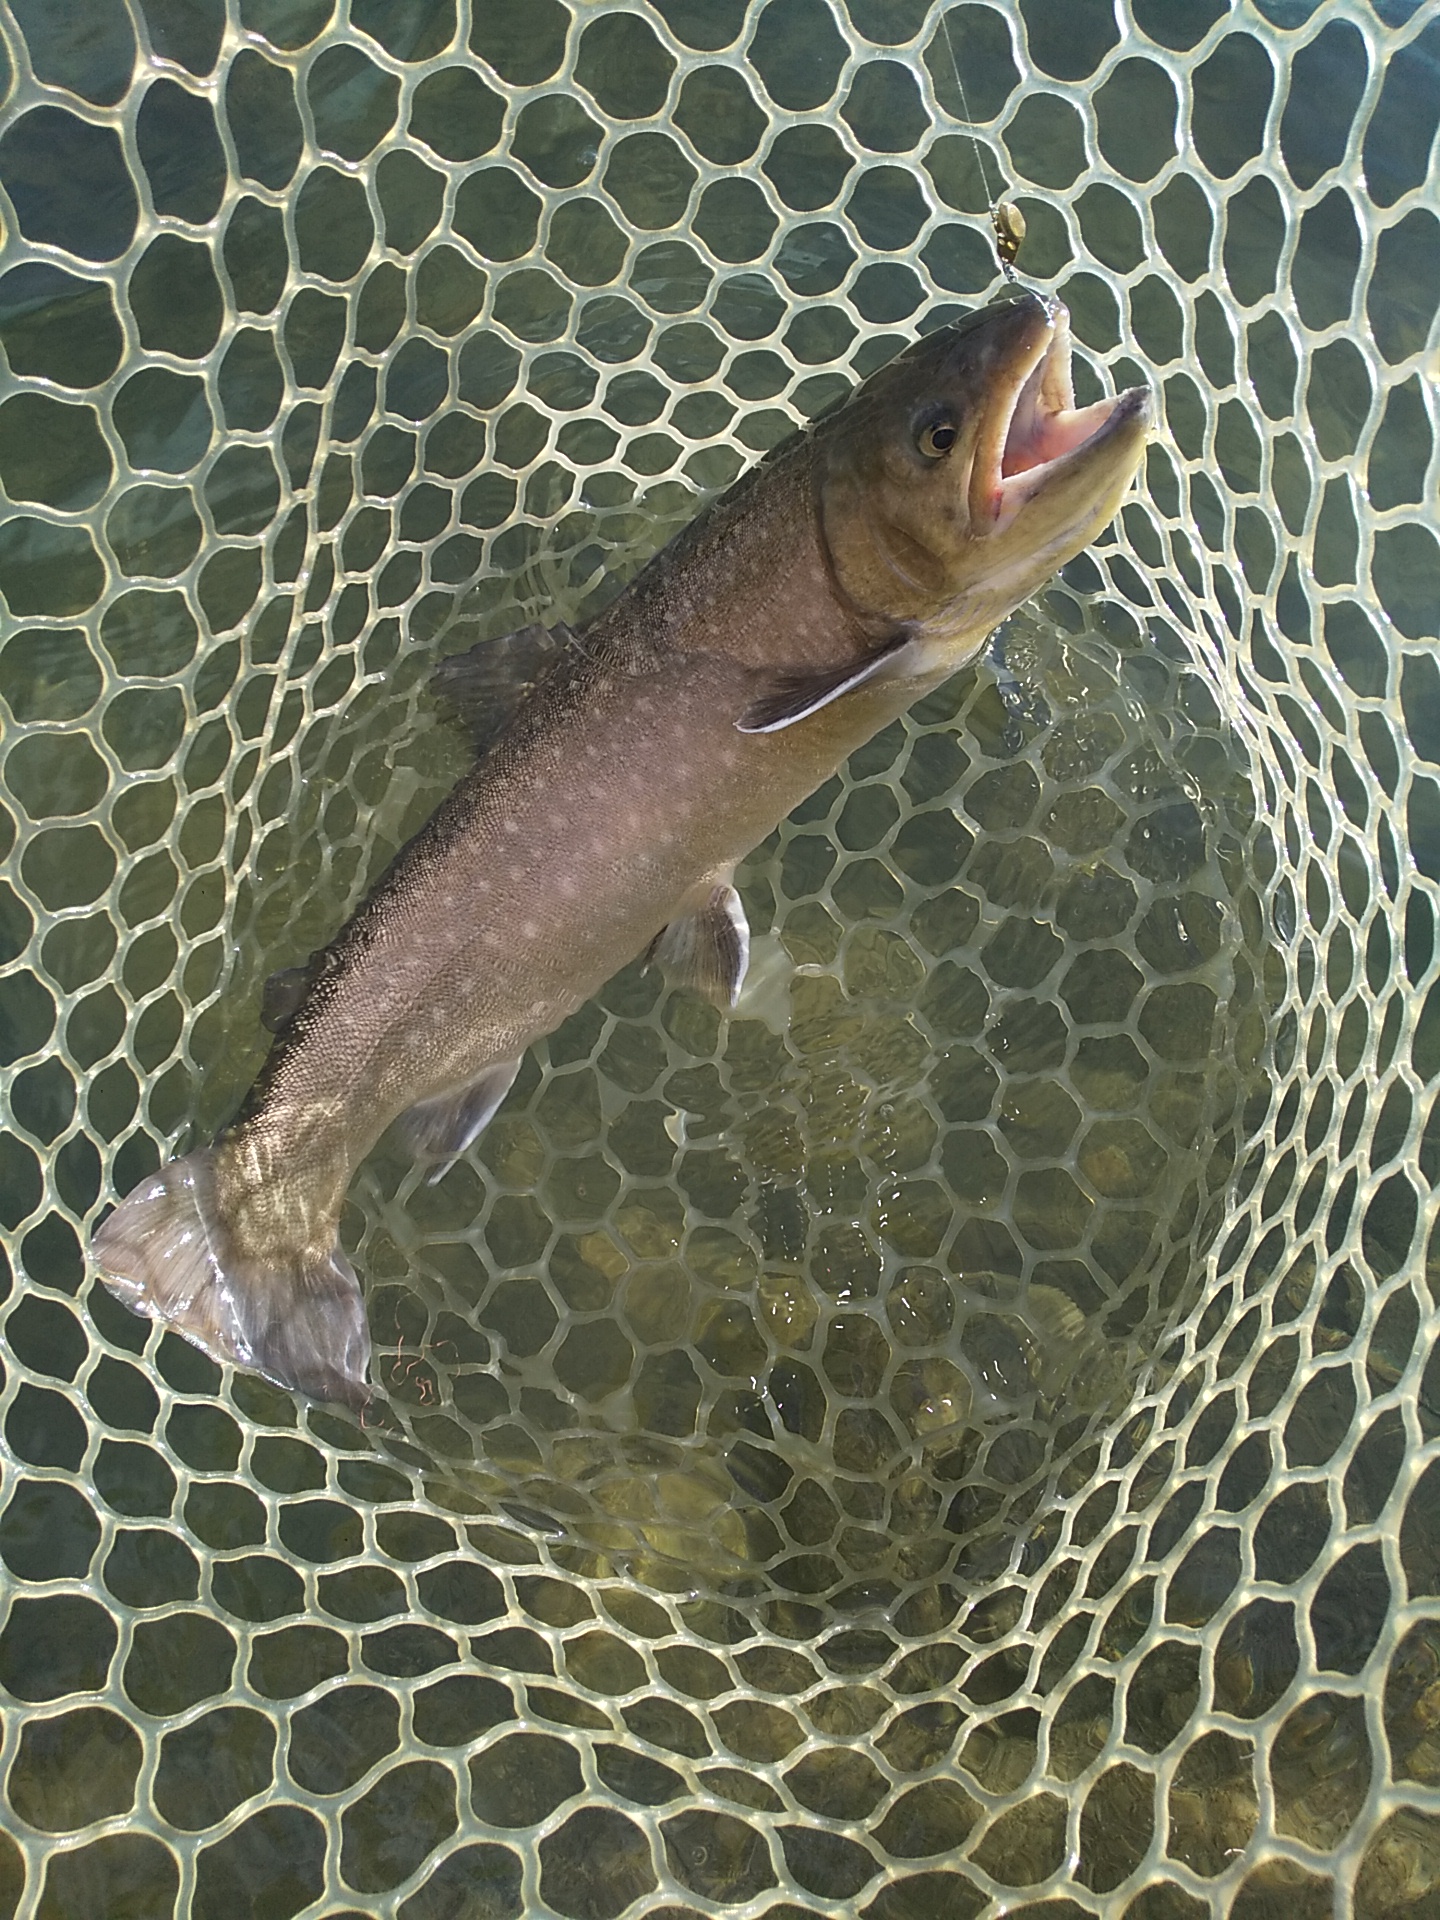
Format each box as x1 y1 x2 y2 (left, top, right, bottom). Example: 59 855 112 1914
93 292 1151 1405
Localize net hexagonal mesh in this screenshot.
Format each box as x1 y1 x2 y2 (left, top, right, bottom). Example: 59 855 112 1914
0 0 1436 1912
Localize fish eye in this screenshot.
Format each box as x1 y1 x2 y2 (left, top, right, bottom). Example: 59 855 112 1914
918 419 957 459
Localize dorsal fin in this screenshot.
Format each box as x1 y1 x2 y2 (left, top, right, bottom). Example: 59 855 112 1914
431 623 574 754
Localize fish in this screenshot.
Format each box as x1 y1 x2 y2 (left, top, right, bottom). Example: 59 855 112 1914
92 291 1151 1408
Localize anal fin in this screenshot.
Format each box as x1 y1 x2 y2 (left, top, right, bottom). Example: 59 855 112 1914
398 1057 523 1178
737 630 914 735
648 880 750 1009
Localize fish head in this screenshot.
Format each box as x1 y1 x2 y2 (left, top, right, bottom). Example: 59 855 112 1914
817 291 1152 655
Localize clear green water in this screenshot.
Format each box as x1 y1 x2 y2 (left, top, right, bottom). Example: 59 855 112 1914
0 0 1437 1914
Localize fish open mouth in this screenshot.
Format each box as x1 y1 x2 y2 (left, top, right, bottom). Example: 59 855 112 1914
970 301 1150 531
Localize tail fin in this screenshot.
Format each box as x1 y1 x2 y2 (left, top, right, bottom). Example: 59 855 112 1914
92 1150 371 1408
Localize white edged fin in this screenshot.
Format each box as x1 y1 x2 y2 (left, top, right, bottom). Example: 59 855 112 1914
91 1149 371 1408
648 882 750 1009
737 632 914 734
398 1057 523 1178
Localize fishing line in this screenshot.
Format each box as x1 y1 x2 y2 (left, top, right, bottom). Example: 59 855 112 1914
936 4 1025 284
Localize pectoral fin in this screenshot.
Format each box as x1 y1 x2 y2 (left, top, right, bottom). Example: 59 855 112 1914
737 631 914 735
432 623 574 754
397 1057 523 1176
648 881 750 1009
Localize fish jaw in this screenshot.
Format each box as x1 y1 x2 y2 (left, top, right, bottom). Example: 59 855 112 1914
819 292 1151 653
964 293 1064 530
970 301 1152 539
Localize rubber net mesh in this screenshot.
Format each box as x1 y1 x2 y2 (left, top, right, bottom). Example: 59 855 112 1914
0 0 1437 1913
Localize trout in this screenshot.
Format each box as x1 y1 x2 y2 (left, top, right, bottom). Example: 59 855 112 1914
93 292 1150 1406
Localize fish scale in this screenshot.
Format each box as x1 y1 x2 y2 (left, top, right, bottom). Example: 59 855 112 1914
0 2 1435 1914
